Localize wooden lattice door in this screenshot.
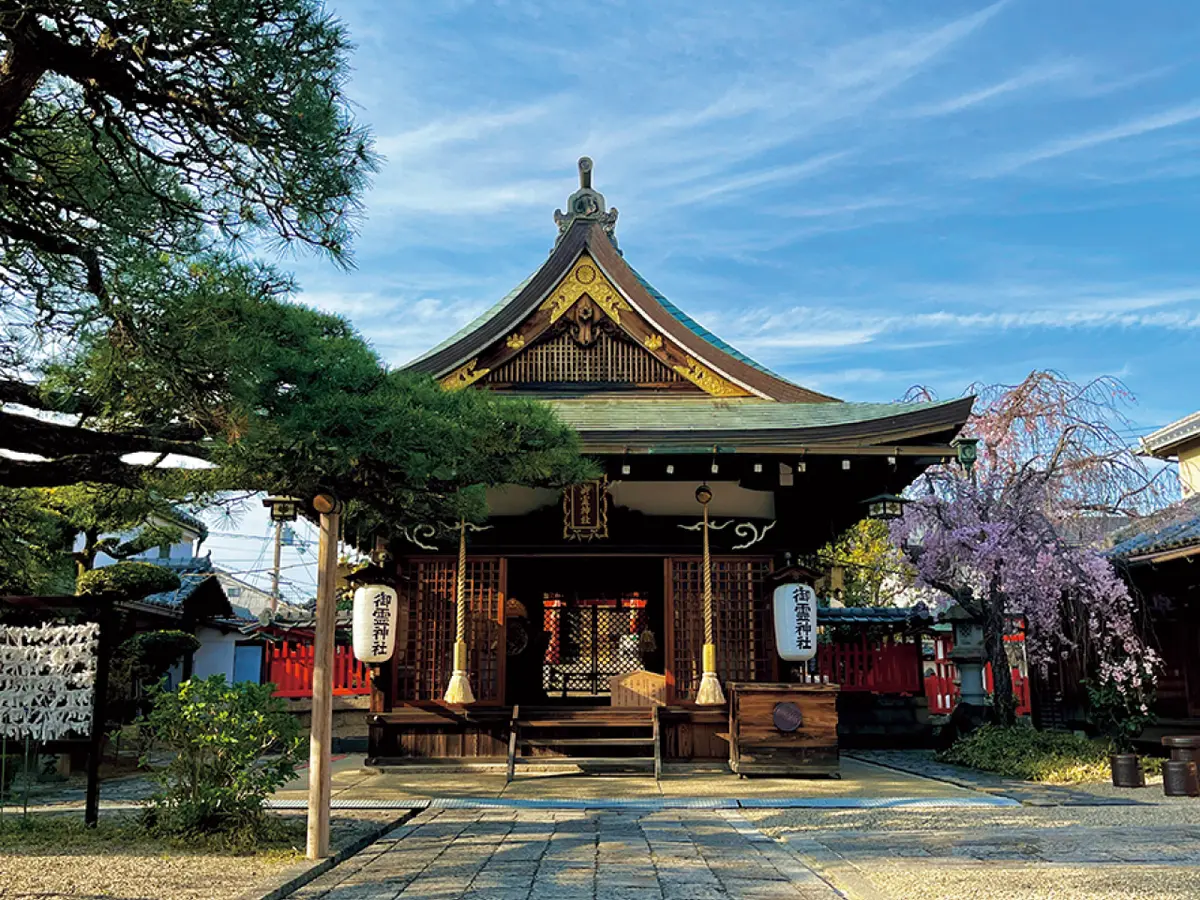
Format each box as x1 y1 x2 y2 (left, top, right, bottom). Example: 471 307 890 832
395 557 505 703
668 557 773 701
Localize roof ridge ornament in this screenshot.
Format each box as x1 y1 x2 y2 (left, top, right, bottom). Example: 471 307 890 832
554 156 619 247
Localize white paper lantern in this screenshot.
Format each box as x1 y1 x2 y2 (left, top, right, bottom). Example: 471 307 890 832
773 582 818 662
352 584 399 663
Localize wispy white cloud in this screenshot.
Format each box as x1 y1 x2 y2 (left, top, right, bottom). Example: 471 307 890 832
376 101 560 161
903 60 1078 118
979 100 1200 176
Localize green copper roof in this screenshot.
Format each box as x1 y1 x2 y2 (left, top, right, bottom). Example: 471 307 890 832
403 256 787 386
629 268 783 380
544 397 967 434
404 271 536 368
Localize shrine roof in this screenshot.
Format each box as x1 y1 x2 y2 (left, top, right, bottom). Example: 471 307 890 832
404 158 832 403
627 267 782 380
1107 495 1200 562
544 395 973 449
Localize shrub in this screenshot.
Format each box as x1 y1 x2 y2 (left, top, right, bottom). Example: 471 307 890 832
938 724 1162 784
139 675 302 841
108 630 202 723
77 562 180 599
1087 676 1156 753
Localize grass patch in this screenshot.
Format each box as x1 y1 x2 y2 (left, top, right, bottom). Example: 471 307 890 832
0 812 305 858
938 724 1164 784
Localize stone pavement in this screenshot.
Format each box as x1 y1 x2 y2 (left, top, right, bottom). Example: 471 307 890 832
291 807 843 900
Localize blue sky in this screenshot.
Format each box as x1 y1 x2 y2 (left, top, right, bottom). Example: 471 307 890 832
210 0 1200 599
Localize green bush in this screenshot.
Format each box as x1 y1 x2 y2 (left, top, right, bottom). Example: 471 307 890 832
109 630 202 723
938 724 1163 784
139 675 302 842
77 561 180 599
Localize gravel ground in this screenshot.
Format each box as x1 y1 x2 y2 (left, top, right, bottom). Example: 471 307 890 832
1 846 295 900
0 811 400 900
864 863 1200 900
746 796 1200 900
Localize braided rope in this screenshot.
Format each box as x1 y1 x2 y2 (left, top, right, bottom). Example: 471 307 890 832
456 520 467 644
701 500 714 646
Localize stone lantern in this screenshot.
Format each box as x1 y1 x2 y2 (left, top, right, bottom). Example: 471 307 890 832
942 602 989 725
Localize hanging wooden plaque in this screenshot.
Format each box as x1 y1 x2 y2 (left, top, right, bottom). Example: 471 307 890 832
563 477 609 541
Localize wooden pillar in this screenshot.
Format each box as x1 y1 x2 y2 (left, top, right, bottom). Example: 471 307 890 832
84 598 115 828
306 495 340 860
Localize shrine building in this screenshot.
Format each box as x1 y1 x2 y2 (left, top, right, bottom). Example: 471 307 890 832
368 158 972 767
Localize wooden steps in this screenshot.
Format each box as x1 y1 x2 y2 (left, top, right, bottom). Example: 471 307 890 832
505 705 662 783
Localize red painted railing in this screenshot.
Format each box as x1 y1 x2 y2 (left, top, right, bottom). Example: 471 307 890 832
265 642 371 698
809 636 923 693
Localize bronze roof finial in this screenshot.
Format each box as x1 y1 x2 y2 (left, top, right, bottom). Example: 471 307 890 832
554 156 618 247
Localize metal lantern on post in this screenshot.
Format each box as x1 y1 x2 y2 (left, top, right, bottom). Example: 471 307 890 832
862 493 909 522
262 495 300 523
693 484 725 706
952 437 980 475
262 496 300 611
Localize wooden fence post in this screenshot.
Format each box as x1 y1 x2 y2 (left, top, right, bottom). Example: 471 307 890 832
306 495 341 860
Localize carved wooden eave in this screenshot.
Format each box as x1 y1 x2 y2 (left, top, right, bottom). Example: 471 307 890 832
406 218 833 403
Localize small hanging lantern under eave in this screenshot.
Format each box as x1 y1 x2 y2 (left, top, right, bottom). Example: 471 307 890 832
862 493 909 521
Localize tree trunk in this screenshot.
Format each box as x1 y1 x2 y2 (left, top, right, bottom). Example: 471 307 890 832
985 588 1016 726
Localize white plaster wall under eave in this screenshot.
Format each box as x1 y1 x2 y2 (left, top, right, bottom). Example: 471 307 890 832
608 481 774 519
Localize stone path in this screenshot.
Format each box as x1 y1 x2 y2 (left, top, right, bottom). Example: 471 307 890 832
292 807 843 900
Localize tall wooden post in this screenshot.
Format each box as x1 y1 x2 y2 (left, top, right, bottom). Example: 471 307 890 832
84 598 115 827
694 486 725 705
443 521 475 704
307 494 341 860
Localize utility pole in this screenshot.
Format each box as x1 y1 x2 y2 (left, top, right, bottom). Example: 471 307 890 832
270 519 283 612
307 493 341 860
263 496 299 613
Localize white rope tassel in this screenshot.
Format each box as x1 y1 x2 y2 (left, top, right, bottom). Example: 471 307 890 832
443 521 475 705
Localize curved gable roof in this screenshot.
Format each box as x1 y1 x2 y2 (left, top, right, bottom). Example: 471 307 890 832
404 220 833 403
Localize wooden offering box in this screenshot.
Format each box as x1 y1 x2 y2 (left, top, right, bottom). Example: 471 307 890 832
727 682 840 777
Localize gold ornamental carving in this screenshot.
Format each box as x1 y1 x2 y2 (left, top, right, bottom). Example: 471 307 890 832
644 333 664 351
563 477 609 541
440 358 490 391
505 333 526 350
539 252 631 326
672 356 750 397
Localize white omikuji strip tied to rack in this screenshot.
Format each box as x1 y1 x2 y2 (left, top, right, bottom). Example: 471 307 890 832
0 623 99 741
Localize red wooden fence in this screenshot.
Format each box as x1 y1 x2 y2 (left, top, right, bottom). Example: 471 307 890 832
796 634 1032 717
814 635 923 693
265 642 371 698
